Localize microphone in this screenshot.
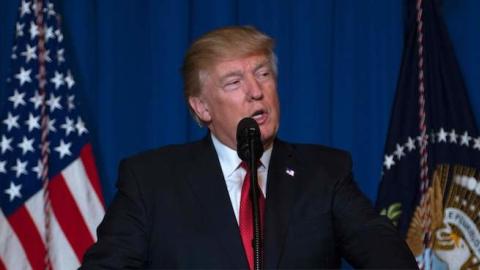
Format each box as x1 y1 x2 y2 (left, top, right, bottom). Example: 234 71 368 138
236 117 264 163
236 117 264 270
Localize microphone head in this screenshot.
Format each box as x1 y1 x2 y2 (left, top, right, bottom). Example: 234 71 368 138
236 117 264 162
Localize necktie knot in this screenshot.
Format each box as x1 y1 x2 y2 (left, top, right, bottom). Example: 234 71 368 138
240 161 249 171
239 160 261 171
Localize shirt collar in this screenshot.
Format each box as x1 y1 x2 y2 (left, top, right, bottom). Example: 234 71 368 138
211 133 273 178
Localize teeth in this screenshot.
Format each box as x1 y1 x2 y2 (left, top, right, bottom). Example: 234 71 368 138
252 112 263 119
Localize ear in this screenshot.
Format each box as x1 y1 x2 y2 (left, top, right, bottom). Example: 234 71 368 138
189 96 212 123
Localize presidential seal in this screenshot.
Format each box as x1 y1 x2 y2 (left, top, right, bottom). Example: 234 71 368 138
407 164 480 270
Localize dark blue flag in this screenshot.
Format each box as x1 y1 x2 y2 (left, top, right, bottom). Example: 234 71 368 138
376 0 480 269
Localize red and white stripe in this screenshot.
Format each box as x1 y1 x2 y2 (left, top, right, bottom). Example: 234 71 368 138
0 210 32 270
0 144 105 270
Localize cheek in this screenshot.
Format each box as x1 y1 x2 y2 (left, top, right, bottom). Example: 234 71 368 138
265 86 279 106
269 96 280 119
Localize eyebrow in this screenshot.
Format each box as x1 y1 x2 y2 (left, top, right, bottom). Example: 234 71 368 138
253 60 270 72
219 59 271 83
219 71 243 83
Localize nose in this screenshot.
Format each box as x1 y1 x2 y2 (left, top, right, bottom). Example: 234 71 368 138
245 75 263 100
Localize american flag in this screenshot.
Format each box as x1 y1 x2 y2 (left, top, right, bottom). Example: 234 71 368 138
0 0 105 269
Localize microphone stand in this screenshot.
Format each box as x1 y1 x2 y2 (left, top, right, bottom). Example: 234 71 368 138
248 136 263 270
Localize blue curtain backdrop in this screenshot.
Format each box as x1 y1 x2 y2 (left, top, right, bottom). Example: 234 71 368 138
1 0 479 205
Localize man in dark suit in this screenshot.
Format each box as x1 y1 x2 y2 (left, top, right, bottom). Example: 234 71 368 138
81 26 417 269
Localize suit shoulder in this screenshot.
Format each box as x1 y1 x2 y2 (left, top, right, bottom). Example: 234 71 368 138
283 142 353 178
120 140 202 171
290 143 351 164
113 140 209 193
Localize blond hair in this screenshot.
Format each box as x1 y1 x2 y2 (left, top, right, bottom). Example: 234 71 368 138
182 25 277 124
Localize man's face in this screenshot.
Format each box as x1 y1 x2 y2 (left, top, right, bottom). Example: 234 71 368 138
189 54 280 150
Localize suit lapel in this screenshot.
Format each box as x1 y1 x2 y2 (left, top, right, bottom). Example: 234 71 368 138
264 139 301 269
185 136 247 269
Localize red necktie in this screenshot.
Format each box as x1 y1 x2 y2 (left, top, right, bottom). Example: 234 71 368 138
239 161 265 270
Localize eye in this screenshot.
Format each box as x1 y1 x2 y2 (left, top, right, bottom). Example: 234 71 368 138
257 71 270 81
224 80 241 91
256 69 271 81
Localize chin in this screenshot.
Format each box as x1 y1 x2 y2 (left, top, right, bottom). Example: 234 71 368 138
260 128 271 139
261 133 275 149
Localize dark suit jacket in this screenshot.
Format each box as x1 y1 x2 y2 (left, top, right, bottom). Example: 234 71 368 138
81 136 417 269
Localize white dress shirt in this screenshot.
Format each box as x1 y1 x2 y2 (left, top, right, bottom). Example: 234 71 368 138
211 134 272 224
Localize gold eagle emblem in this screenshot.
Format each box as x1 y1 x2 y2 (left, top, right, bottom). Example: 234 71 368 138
406 164 480 269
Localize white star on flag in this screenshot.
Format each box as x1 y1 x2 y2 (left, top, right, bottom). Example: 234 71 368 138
20 44 37 63
417 134 428 147
15 67 32 86
68 95 76 110
45 26 55 42
55 139 72 159
11 46 18 60
4 182 22 202
12 158 28 178
46 93 62 112
76 117 88 135
437 128 448 142
449 129 458 143
461 131 472 146
46 2 56 17
405 137 416 151
47 117 57 132
17 136 35 155
30 1 37 12
473 137 480 150
57 48 65 63
19 0 31 17
384 155 395 170
65 70 75 89
3 112 20 131
43 49 52 62
55 28 63 42
61 117 75 136
31 159 43 179
0 135 13 154
25 113 40 132
50 71 64 89
29 21 38 40
16 22 25 37
0 160 6 174
29 90 44 110
394 144 405 160
8 89 27 108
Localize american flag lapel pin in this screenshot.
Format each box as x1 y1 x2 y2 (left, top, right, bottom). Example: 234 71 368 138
285 168 295 177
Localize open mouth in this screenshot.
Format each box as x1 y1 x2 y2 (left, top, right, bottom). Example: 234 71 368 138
251 109 267 124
